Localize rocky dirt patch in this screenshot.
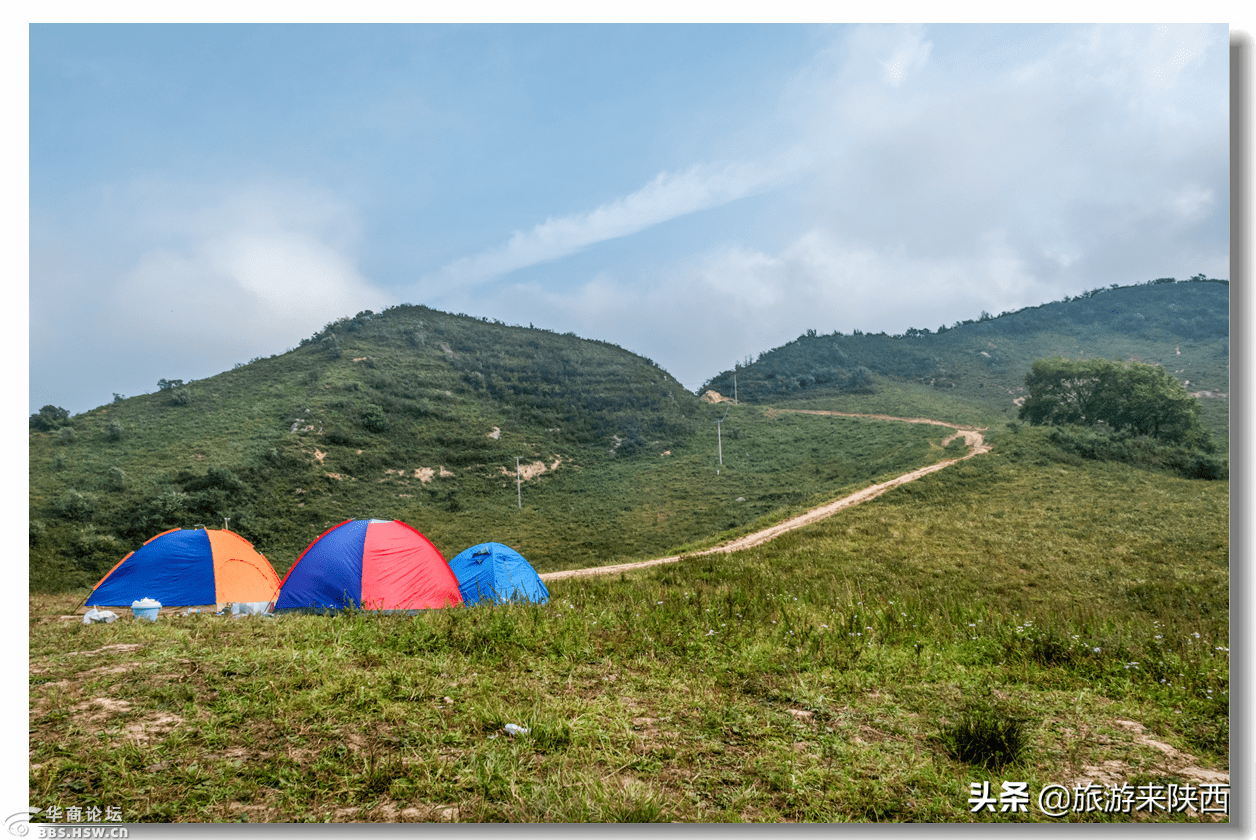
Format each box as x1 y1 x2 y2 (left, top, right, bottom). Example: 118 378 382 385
1059 718 1228 819
500 456 566 481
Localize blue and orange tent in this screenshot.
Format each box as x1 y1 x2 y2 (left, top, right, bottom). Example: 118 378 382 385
273 519 463 613
84 528 281 610
448 542 549 605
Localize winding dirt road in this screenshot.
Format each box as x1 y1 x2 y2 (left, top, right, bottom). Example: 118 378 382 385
539 411 989 582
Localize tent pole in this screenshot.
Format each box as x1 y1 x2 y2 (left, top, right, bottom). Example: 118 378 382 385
70 588 93 614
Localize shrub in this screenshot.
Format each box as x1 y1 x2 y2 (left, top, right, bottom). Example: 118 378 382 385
1046 426 1227 480
54 491 96 522
361 404 390 433
323 334 343 359
106 466 127 491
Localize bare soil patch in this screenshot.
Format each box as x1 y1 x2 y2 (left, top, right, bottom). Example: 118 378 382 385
501 456 566 482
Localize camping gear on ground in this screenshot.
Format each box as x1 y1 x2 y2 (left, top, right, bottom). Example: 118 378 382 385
82 607 118 624
230 601 271 616
82 528 281 614
448 542 550 605
131 598 161 621
273 519 463 613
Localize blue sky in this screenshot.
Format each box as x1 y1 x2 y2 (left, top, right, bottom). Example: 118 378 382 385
29 22 1231 414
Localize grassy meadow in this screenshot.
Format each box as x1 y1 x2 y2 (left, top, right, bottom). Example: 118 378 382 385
28 426 1228 823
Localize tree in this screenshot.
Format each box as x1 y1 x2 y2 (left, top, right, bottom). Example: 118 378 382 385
30 405 70 431
1017 358 1112 427
1018 357 1208 446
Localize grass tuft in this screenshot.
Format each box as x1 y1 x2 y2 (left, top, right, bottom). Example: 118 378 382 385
939 694 1032 772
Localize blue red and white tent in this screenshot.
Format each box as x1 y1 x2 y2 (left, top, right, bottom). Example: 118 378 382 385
85 528 281 610
447 542 549 605
273 519 462 612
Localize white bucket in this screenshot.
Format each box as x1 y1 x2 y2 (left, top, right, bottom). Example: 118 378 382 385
131 598 161 621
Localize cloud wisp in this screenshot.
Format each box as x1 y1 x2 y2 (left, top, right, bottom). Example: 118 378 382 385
419 156 801 290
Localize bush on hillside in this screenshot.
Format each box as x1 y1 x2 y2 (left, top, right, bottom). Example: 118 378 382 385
30 405 70 432
361 403 390 433
1046 426 1227 480
53 491 96 522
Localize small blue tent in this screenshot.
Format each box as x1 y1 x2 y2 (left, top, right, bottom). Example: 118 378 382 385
447 542 549 605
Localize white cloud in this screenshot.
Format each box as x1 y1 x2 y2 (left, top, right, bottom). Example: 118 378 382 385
1165 184 1214 222
480 228 1060 393
880 25 932 87
31 182 395 412
421 158 796 289
113 183 391 339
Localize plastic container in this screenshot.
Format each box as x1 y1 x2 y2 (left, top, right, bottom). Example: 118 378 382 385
131 598 161 621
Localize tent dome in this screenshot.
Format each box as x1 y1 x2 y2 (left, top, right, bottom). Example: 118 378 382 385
274 519 462 612
86 528 280 610
448 542 549 605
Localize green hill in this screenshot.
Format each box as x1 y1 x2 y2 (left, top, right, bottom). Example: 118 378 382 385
28 306 958 592
702 278 1229 447
29 279 1229 595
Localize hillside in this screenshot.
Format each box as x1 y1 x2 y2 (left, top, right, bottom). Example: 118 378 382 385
702 278 1229 446
29 306 959 592
28 287 1229 823
29 279 1229 594
28 423 1228 822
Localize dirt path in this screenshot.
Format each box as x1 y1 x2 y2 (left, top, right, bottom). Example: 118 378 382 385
540 411 990 582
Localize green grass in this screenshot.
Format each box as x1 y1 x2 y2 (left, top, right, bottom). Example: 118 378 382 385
29 427 1227 823
32 401 956 589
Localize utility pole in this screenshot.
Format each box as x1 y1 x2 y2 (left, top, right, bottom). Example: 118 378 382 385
223 517 230 531
715 401 728 474
516 457 522 509
733 371 737 405
717 419 723 467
